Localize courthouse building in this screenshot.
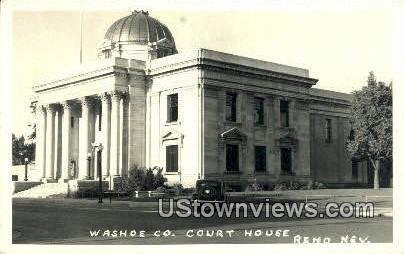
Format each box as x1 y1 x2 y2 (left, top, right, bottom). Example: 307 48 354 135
31 11 368 190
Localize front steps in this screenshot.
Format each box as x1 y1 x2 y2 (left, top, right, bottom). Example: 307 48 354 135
13 182 69 198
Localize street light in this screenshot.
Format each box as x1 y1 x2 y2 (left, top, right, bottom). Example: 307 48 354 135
98 144 104 203
24 157 29 181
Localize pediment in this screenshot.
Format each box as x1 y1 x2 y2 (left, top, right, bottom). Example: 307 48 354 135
220 127 247 141
276 136 298 148
162 129 183 141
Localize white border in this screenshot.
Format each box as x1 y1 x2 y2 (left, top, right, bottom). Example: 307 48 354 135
0 0 401 254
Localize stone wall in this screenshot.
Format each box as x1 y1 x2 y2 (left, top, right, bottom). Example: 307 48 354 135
202 82 312 189
309 89 368 187
147 68 202 187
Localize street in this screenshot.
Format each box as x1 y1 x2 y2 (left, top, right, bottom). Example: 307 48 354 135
12 198 392 244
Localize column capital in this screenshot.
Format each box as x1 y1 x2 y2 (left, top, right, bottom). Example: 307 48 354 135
36 104 46 114
110 91 123 101
45 104 56 113
99 92 111 102
109 90 128 101
61 101 73 110
80 96 95 107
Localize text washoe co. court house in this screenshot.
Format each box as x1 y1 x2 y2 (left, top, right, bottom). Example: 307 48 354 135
30 10 368 192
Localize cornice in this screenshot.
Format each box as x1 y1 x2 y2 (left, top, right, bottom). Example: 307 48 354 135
149 56 317 88
33 63 129 92
203 78 311 100
309 94 352 107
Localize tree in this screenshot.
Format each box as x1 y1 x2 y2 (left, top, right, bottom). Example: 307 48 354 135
346 72 392 189
12 134 35 165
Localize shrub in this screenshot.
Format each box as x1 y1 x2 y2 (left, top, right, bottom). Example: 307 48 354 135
312 181 326 189
155 186 168 193
274 181 301 191
123 165 167 195
245 183 264 192
153 167 166 189
144 169 155 190
273 180 326 191
170 183 184 195
182 187 196 195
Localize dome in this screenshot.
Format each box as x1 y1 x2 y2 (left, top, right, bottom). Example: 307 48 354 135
98 10 177 61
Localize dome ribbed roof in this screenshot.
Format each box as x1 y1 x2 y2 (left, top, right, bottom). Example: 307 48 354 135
104 10 176 46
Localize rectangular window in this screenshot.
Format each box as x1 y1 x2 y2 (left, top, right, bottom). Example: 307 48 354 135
225 92 237 122
166 145 178 172
325 119 332 143
280 100 289 127
70 117 74 128
352 159 358 181
254 97 264 125
167 94 178 123
280 148 292 173
255 146 267 172
226 144 239 171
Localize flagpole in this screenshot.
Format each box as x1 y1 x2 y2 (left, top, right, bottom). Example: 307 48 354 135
80 9 83 64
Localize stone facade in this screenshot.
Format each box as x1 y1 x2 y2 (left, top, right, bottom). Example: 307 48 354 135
31 12 368 190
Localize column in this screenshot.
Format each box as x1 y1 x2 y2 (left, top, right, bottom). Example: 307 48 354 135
274 98 281 173
61 101 71 180
53 107 62 179
45 105 55 179
274 98 281 128
35 104 47 178
110 91 121 176
100 93 111 177
289 99 295 128
94 149 99 179
119 95 128 176
78 97 91 179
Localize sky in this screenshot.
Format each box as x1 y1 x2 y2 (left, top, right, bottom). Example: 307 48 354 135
9 1 394 136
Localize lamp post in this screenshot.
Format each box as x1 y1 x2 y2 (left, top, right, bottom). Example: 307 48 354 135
24 157 29 181
97 144 104 203
87 153 92 179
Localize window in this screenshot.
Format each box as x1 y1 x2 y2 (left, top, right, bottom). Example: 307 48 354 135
280 100 289 127
280 148 292 173
167 94 178 123
226 92 237 122
70 117 74 128
226 144 239 171
325 119 332 143
254 97 264 125
166 145 178 172
104 50 111 59
352 159 359 181
255 146 266 172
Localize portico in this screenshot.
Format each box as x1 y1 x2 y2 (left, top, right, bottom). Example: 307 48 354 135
34 90 129 182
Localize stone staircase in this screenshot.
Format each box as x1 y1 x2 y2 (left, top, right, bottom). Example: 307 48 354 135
13 182 69 198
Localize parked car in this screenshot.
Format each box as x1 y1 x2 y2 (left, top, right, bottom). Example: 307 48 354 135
192 179 226 202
